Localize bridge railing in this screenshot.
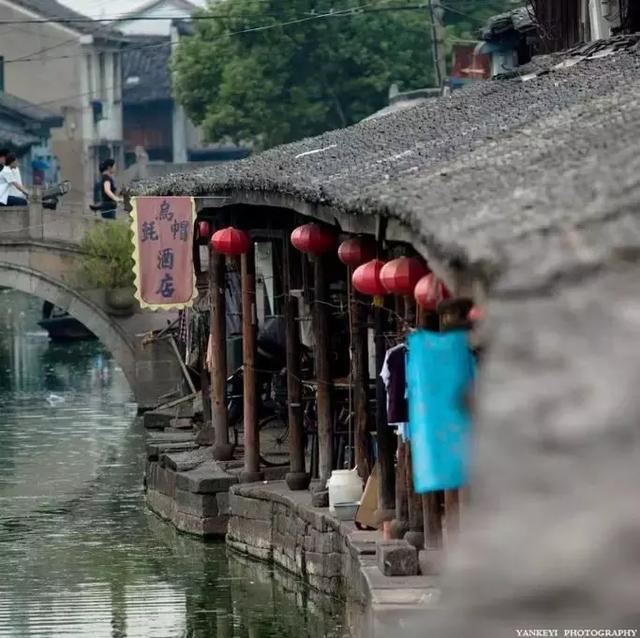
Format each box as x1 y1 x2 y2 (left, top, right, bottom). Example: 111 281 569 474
0 202 103 247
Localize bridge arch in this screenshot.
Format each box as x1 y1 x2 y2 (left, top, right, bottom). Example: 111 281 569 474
0 261 139 395
0 259 182 410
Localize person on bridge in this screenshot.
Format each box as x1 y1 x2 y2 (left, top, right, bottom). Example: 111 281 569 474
0 154 29 206
90 159 121 219
0 149 8 172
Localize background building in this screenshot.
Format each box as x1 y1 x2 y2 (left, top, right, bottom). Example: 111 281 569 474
0 0 128 210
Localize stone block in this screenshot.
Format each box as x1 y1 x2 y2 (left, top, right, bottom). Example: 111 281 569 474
143 410 173 430
229 494 273 521
305 552 344 578
418 549 444 576
216 491 230 515
173 509 228 537
308 530 341 554
147 441 197 461
175 489 219 517
227 516 273 550
146 461 159 491
263 465 289 481
162 447 212 472
156 466 177 498
376 540 418 577
170 417 194 430
176 461 237 494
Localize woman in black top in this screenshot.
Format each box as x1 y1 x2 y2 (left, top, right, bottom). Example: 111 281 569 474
92 158 120 219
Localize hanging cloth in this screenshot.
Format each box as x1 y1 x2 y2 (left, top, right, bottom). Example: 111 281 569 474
380 343 408 426
407 329 476 493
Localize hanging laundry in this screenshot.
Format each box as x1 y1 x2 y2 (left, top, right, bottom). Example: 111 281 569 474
407 329 476 493
380 343 408 426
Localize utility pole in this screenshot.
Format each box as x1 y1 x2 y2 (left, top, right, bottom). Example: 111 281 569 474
428 0 447 93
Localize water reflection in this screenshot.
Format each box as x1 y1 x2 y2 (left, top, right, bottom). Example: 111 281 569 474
0 291 349 638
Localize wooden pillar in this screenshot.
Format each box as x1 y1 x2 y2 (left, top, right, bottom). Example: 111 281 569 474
240 243 263 483
352 287 371 481
311 255 333 506
374 304 395 523
390 294 409 538
418 304 444 549
422 491 443 550
444 489 460 543
438 297 472 544
404 446 424 549
284 241 310 491
210 249 233 460
390 440 409 538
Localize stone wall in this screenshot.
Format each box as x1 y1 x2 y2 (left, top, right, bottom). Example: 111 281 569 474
226 484 371 603
145 439 237 538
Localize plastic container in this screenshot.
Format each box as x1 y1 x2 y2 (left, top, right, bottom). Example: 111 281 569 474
327 468 363 515
333 502 359 521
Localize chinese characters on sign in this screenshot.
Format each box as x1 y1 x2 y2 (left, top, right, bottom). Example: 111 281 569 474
131 197 196 309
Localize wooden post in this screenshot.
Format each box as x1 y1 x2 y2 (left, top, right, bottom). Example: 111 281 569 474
311 254 332 507
390 294 409 538
240 243 263 483
284 241 310 491
404 446 424 549
422 492 443 550
390 440 409 538
418 304 444 550
210 249 233 461
352 289 370 481
444 489 461 543
374 303 395 523
438 298 472 544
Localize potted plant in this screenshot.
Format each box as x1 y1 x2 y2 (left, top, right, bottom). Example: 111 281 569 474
80 222 136 316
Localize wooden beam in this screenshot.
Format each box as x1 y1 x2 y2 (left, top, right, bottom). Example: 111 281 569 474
240 244 263 483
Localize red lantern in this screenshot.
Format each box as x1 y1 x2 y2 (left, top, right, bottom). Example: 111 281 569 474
468 305 485 322
291 223 336 256
338 237 376 267
352 259 387 299
210 226 251 255
414 273 451 311
380 257 428 296
198 221 211 240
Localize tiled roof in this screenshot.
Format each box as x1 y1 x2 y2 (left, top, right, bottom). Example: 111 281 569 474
122 38 172 104
13 0 123 38
132 35 640 290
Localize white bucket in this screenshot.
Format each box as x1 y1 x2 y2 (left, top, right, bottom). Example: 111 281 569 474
327 468 363 515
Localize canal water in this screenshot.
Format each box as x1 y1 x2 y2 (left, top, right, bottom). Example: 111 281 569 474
0 290 350 638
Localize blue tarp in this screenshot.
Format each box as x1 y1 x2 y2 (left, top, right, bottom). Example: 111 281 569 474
407 330 476 493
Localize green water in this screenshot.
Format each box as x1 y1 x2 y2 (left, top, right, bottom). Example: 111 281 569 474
0 290 350 638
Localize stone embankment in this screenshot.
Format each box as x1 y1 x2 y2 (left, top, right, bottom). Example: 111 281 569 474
143 403 438 637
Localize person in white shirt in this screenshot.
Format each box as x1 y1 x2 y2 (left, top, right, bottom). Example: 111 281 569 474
0 154 29 206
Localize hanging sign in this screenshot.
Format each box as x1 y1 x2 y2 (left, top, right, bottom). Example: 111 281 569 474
130 196 197 310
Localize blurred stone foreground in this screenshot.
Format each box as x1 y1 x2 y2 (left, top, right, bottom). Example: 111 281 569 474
432 266 640 637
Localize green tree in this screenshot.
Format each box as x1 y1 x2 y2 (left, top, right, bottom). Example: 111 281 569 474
173 0 435 149
173 0 523 149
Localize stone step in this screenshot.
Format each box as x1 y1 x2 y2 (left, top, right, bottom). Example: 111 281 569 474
176 460 238 495
161 447 213 472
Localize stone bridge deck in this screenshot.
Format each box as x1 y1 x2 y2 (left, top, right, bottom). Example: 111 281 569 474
0 204 183 409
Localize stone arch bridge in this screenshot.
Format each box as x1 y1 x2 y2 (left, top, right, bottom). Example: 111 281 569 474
0 205 182 410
